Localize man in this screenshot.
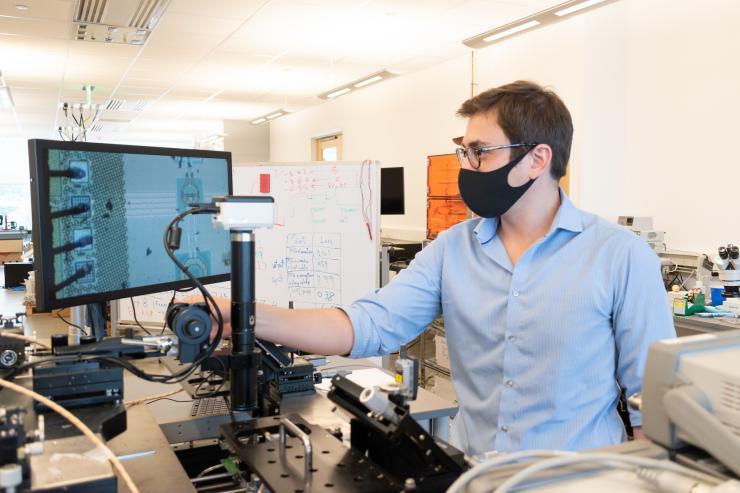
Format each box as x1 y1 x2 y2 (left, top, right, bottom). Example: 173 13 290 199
210 80 675 455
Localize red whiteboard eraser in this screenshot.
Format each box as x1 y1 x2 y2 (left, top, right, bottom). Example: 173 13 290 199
260 173 270 193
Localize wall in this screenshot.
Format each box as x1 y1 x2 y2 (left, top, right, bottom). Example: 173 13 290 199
223 119 270 164
270 0 740 253
270 55 470 240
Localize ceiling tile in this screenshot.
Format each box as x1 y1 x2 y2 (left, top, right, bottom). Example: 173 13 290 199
141 31 223 61
66 40 141 58
0 0 74 22
167 0 266 20
0 16 71 39
155 11 244 36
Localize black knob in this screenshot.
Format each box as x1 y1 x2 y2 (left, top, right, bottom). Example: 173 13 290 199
729 245 739 260
80 335 96 345
51 334 68 350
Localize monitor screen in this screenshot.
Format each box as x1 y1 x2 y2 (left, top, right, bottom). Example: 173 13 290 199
380 167 405 215
28 139 232 311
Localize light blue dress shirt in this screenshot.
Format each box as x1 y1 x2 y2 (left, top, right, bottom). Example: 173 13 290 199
343 191 675 455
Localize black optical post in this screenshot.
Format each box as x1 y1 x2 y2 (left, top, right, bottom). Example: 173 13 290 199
209 196 275 412
230 230 260 411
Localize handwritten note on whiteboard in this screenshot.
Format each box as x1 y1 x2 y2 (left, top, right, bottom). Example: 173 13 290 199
239 161 380 309
118 161 380 324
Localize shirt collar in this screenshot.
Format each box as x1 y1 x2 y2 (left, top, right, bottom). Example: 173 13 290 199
473 188 583 245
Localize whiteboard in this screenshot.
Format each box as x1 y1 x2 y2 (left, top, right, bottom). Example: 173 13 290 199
118 160 380 324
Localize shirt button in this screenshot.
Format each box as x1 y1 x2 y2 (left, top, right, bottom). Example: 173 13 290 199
512 291 519 297
500 425 509 432
505 380 514 387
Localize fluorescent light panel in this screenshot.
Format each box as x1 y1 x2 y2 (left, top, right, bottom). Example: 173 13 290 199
318 70 395 100
354 75 383 88
251 109 288 125
483 20 540 42
327 88 351 99
463 0 619 49
555 0 608 16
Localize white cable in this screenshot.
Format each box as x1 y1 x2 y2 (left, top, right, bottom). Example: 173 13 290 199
636 467 713 493
494 452 721 493
0 378 140 493
446 450 573 493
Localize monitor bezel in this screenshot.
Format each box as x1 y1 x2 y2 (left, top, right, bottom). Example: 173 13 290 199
28 139 233 312
380 166 405 215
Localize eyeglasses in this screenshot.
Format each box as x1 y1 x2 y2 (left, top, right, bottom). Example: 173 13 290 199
455 143 537 170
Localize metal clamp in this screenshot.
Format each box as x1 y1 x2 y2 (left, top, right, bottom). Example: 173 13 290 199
121 337 174 353
279 418 313 479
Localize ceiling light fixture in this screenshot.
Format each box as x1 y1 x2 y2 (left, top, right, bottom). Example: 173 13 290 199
318 70 396 100
463 0 620 49
354 75 384 88
555 0 609 16
326 88 351 99
483 20 540 42
251 109 289 125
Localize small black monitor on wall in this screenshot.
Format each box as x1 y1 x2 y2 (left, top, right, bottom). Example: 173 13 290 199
380 167 405 215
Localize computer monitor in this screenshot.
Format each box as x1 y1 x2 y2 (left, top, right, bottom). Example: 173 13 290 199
28 139 232 313
380 167 405 215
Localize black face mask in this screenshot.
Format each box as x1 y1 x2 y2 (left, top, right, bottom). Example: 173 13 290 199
457 151 535 218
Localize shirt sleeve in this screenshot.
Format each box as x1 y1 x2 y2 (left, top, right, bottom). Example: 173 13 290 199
612 238 676 427
342 235 445 358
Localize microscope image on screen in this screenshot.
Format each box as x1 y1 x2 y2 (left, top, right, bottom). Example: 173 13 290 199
46 149 230 301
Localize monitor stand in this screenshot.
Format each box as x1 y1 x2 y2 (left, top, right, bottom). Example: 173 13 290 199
87 302 107 341
71 303 108 341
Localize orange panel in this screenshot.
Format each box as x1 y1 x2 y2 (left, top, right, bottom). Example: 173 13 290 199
427 154 460 198
427 198 468 239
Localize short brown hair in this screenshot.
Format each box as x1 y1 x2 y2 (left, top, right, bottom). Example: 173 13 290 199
457 81 573 179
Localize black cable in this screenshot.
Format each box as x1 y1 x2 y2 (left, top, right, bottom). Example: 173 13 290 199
81 205 224 385
94 205 224 385
159 291 178 336
0 205 224 388
193 370 226 398
157 206 224 381
129 297 153 336
2 354 97 380
145 397 193 405
54 311 89 336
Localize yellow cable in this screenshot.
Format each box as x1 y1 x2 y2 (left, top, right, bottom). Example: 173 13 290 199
0 378 140 493
0 332 51 351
